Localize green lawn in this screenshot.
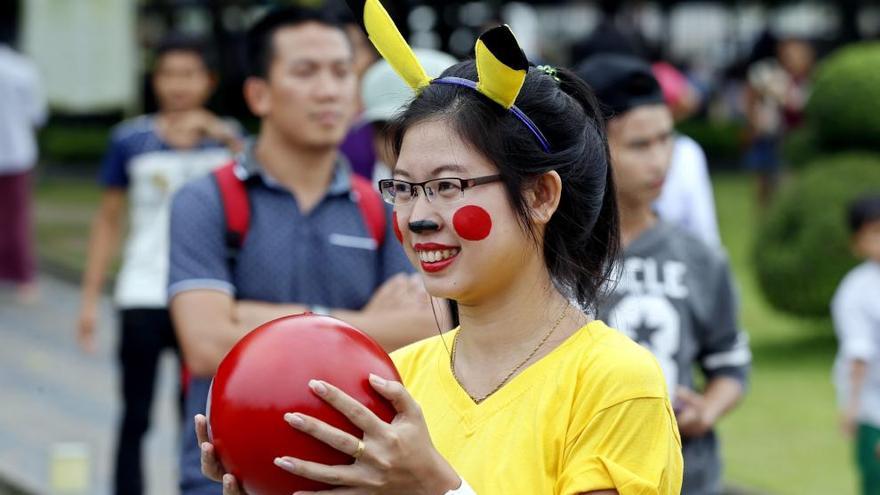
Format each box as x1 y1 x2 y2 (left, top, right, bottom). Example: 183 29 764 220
32 172 858 494
34 177 103 279
713 173 856 495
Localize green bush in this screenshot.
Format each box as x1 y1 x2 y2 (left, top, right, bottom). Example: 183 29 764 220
781 125 820 169
676 119 744 165
806 42 880 151
754 153 880 317
39 124 111 164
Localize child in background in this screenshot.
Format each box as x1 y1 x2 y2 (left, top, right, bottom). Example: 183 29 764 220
76 35 241 495
833 193 880 495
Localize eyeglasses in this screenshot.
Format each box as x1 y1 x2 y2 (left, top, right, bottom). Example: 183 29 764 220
378 175 503 207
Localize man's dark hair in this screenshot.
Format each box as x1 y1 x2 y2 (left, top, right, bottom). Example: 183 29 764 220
848 193 880 234
390 61 620 311
574 54 665 121
0 0 19 46
245 6 348 79
153 34 215 73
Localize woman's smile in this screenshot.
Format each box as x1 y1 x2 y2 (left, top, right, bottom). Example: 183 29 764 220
413 242 461 273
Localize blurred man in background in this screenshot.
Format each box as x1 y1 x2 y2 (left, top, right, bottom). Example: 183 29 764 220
579 54 751 495
0 20 47 303
167 7 434 494
76 35 242 495
651 62 721 247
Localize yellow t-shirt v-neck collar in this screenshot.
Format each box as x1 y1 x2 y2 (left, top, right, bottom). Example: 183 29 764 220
391 319 683 495
437 323 592 433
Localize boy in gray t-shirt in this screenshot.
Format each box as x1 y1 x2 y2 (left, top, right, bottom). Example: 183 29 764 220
578 54 751 495
833 194 880 495
598 222 750 494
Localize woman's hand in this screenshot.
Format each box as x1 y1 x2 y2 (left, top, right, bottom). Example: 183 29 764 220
275 374 460 495
194 414 248 495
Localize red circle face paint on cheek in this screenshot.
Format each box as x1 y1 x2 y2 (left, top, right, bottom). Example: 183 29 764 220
453 205 493 241
392 211 404 244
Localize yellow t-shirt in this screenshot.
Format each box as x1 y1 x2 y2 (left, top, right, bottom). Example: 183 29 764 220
391 320 683 495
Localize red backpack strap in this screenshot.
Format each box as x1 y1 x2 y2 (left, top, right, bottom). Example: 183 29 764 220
179 364 191 396
212 161 251 255
350 174 386 247
185 163 248 396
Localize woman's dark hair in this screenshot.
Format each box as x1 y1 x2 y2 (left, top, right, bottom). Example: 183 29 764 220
389 61 620 311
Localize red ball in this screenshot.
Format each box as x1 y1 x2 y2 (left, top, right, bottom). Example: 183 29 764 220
207 313 401 495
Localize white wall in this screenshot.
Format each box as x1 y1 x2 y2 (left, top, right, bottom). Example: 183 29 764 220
22 0 137 113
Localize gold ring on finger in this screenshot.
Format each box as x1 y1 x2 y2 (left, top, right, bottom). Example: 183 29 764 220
352 439 366 460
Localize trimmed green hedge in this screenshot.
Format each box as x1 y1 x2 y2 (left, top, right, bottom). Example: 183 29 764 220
754 153 880 317
806 42 880 151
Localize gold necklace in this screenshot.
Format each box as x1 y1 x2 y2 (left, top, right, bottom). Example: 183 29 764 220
450 304 570 404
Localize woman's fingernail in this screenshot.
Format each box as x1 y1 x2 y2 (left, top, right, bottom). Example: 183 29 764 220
274 457 295 470
284 412 305 427
309 379 327 396
369 373 387 387
200 442 210 452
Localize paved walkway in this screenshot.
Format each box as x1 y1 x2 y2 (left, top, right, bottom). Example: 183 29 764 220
0 275 179 495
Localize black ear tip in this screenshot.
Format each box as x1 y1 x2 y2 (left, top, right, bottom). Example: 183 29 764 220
478 25 528 71
481 24 513 37
478 25 516 48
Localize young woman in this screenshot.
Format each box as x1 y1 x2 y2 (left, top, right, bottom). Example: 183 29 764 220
194 8 682 494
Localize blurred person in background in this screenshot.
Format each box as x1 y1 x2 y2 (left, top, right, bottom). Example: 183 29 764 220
570 10 721 248
651 61 721 247
0 18 47 304
75 35 242 495
569 0 649 64
832 194 880 495
775 38 813 130
358 48 457 184
336 4 381 180
578 54 751 495
166 7 435 494
744 33 814 209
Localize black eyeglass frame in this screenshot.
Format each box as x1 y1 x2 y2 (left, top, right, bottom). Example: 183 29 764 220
378 174 504 205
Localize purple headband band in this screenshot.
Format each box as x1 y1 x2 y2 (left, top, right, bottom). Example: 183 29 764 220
430 76 552 153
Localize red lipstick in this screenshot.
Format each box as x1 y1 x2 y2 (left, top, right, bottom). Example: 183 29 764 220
413 243 461 273
414 242 458 250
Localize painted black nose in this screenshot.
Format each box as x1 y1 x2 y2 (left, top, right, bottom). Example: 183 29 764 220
408 220 440 233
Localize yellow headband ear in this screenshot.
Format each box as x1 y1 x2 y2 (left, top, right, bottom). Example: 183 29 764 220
347 0 431 90
475 25 529 109
346 3 550 151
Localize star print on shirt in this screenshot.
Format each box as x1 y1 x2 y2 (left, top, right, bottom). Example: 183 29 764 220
633 318 661 346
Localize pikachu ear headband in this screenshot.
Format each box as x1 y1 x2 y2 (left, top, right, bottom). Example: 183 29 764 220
346 0 552 152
